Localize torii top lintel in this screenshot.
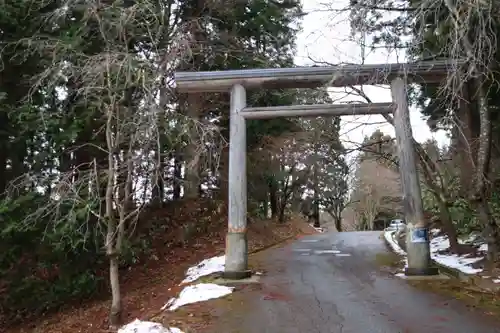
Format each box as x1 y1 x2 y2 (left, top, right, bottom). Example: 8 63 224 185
174 59 465 93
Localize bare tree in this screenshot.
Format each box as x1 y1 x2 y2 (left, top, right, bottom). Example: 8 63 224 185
7 0 198 326
342 0 500 260
351 156 402 229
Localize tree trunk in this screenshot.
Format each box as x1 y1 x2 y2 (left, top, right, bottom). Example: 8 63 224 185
0 148 6 197
269 180 278 219
443 0 500 265
182 0 207 199
109 255 121 327
472 79 500 263
436 198 460 253
218 146 229 201
151 84 168 206
151 148 163 206
173 155 182 200
312 200 320 228
262 197 269 218
105 108 122 327
476 198 500 263
328 209 342 232
290 175 303 213
278 205 286 223
334 216 342 232
454 82 479 197
183 94 201 199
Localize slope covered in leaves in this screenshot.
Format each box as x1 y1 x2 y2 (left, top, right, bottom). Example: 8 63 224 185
5 199 313 333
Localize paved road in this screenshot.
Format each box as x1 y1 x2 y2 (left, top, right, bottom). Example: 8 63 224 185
208 231 500 333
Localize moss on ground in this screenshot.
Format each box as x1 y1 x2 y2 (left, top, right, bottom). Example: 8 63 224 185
375 252 405 270
374 251 500 316
376 246 500 315
194 274 219 284
408 278 500 315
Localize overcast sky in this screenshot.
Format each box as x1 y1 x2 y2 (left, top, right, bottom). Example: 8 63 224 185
294 0 449 152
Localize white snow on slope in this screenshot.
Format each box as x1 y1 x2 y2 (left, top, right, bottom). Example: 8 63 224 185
119 319 184 333
309 223 325 233
430 235 483 274
384 230 406 255
384 230 483 275
163 283 234 311
182 255 225 284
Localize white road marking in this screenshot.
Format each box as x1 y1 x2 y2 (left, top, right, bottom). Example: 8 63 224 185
300 239 319 243
292 248 312 252
335 253 351 257
314 250 341 254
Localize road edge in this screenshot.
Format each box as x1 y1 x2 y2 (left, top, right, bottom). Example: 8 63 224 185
382 231 474 280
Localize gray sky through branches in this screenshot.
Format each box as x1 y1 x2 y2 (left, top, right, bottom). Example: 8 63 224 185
295 0 449 150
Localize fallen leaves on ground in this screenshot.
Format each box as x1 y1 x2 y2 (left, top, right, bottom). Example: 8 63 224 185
153 241 294 333
7 203 315 333
408 278 500 316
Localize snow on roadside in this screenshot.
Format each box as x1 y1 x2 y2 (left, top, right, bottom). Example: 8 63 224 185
123 257 231 330
309 224 325 233
430 235 483 274
181 255 225 284
383 230 408 272
158 256 233 313
119 319 184 333
165 216 339 314
384 229 487 276
384 230 406 256
163 283 234 311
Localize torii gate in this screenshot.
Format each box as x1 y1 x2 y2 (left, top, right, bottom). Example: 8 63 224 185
174 60 462 278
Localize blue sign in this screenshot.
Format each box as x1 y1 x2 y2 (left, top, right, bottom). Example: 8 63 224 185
410 227 428 243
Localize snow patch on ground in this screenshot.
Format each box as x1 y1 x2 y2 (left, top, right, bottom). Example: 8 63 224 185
430 236 483 274
182 255 225 284
164 283 234 311
309 224 325 233
119 319 184 333
430 235 450 252
479 243 488 252
431 254 483 274
384 230 487 276
384 230 406 256
383 231 408 273
430 236 484 274
158 256 234 316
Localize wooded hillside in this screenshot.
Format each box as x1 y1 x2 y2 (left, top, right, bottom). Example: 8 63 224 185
0 0 348 329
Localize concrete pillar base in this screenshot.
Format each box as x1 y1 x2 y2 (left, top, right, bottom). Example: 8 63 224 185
221 270 253 280
405 226 436 276
404 267 439 276
224 231 249 280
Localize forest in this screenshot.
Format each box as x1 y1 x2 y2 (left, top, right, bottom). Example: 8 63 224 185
0 0 500 331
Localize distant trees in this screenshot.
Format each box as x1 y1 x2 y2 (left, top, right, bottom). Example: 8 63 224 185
247 98 348 227
349 131 402 230
343 0 500 263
